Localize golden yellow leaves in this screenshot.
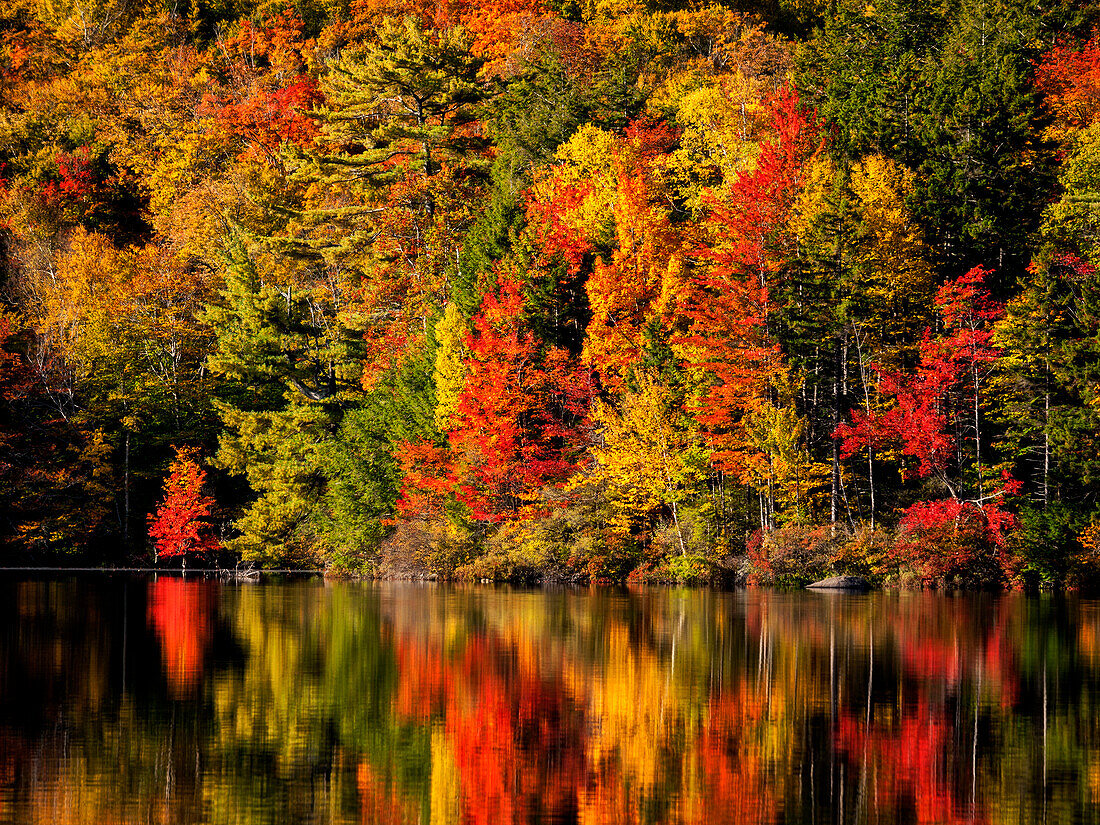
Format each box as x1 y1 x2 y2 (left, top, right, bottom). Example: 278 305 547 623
589 374 704 542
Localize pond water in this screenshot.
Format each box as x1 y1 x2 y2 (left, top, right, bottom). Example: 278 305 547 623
0 576 1098 824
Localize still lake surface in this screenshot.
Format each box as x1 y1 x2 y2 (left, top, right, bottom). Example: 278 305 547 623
0 576 1098 824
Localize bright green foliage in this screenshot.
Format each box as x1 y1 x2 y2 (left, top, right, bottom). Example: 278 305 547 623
313 405 401 566
204 241 363 565
214 399 330 564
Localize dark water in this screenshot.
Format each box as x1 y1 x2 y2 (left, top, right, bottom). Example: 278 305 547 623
0 577 1097 824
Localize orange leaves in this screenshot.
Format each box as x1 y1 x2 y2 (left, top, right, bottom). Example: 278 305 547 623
215 11 312 81
449 278 593 522
397 277 593 526
531 117 686 392
1036 34 1100 139
335 0 548 64
199 12 322 162
461 0 547 66
678 89 818 479
202 75 322 161
28 229 215 421
148 446 220 561
584 161 683 392
394 440 454 521
703 86 818 272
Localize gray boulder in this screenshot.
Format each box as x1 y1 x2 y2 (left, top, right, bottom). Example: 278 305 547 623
807 575 871 591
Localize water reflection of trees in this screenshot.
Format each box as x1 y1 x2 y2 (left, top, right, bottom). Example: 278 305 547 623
0 580 1098 823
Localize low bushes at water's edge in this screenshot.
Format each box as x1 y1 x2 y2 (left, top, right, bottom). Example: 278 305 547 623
344 512 1100 590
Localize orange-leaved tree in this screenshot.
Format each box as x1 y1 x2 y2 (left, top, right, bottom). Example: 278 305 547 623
148 447 220 565
677 88 820 527
448 277 593 523
583 118 685 393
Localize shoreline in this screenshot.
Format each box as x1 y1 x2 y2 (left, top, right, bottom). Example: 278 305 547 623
0 566 1076 594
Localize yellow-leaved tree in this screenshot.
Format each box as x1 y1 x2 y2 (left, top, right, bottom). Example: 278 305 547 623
588 373 708 556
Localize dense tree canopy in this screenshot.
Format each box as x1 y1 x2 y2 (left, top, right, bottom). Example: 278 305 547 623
1 0 1099 586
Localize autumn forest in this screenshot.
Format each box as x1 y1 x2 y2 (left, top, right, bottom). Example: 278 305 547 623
2 0 1100 586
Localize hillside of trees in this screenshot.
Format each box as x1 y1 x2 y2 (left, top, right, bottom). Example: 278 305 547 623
2 0 1100 586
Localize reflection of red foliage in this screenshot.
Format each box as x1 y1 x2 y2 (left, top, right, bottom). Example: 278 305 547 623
394 632 449 718
837 701 985 825
891 597 1020 709
687 690 774 824
357 762 418 825
392 631 585 824
900 634 963 686
146 578 217 696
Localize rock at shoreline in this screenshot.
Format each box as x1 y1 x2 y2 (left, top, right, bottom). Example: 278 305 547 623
807 575 871 591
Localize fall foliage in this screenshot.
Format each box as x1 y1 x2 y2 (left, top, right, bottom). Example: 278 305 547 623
147 446 219 563
0 0 1096 586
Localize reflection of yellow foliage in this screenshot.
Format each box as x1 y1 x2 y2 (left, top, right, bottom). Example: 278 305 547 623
431 728 462 825
582 623 693 803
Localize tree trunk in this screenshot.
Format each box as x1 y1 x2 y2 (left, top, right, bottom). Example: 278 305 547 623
831 339 841 527
973 363 984 500
856 333 875 529
123 431 131 546
1043 384 1051 509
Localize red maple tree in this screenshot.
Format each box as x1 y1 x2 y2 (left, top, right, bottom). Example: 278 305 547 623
680 87 819 476
836 266 1005 496
1035 33 1100 134
148 447 220 564
448 276 593 522
836 267 1018 579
